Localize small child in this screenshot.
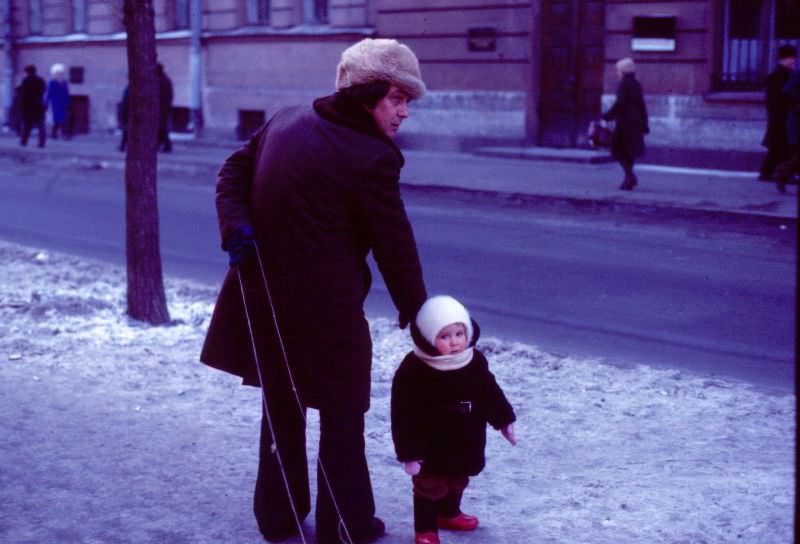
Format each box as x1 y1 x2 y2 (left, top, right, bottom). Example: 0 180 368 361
391 295 517 544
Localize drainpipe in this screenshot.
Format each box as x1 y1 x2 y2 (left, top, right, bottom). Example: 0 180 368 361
2 0 15 129
189 0 203 135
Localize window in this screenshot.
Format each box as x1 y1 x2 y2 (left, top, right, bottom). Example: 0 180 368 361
716 0 800 90
246 0 270 25
72 0 87 33
28 0 42 34
175 0 190 29
304 0 328 24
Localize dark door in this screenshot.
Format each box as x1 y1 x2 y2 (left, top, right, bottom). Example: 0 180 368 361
67 95 90 134
538 0 605 147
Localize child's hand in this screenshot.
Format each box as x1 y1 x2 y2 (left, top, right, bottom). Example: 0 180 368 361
403 460 422 475
501 423 517 446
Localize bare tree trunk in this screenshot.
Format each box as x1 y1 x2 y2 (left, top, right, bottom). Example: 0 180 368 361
123 0 169 325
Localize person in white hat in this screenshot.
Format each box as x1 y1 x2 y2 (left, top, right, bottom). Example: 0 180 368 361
202 38 429 544
46 63 70 140
391 295 517 544
602 57 649 191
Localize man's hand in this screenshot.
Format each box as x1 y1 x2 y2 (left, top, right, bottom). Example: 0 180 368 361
403 460 422 476
225 226 256 268
501 423 517 446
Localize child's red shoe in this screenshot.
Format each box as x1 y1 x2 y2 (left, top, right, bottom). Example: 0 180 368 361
437 512 479 531
415 531 440 544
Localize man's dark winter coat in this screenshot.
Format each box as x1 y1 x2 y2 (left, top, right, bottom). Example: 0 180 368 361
19 73 46 122
391 328 516 477
603 73 649 160
201 93 427 414
762 65 793 149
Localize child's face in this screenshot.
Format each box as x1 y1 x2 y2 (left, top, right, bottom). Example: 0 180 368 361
434 323 468 355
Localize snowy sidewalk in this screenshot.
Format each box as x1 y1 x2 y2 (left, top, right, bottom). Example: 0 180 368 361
0 241 794 544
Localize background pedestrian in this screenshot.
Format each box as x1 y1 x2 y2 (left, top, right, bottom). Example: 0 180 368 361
774 67 800 193
602 57 649 191
157 64 173 152
18 65 47 148
46 63 71 140
759 45 797 182
117 84 129 151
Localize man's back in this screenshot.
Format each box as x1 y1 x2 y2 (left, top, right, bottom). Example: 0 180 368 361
20 75 46 116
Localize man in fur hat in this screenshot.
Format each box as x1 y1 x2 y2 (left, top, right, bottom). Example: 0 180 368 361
201 38 428 543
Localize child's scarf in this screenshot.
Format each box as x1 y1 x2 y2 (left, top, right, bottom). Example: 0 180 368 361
412 344 473 372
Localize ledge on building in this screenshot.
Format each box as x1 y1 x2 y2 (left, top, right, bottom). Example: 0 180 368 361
13 24 375 46
703 91 762 105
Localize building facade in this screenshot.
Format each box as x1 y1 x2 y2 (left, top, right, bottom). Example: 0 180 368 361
1 0 798 152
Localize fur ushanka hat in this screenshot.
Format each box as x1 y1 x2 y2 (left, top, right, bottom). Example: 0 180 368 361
415 295 474 347
335 38 426 100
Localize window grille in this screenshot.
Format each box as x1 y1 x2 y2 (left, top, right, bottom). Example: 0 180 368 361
28 0 42 34
175 0 190 29
304 0 329 24
72 0 87 33
715 0 800 90
246 0 270 24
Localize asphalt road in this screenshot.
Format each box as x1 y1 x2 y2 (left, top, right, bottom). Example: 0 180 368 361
0 156 794 391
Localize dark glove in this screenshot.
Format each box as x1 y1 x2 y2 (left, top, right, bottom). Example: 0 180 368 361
224 226 256 268
399 311 411 329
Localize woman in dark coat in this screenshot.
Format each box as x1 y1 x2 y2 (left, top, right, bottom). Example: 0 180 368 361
759 45 796 181
201 38 428 544
602 57 649 190
774 68 800 193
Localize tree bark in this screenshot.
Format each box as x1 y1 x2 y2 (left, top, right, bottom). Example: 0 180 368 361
123 0 169 325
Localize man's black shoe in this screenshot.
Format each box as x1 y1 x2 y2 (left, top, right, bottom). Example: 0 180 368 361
360 517 386 543
260 524 299 542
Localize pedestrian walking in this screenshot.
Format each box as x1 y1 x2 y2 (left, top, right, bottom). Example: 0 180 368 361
46 63 71 140
759 45 797 182
391 296 517 544
200 38 428 544
157 64 173 152
602 58 649 191
18 65 47 148
117 84 129 151
774 67 800 193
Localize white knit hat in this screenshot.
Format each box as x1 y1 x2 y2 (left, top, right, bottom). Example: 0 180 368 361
335 38 426 100
616 57 636 74
415 295 473 347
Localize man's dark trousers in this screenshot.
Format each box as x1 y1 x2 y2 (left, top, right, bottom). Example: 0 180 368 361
20 118 46 147
254 387 375 543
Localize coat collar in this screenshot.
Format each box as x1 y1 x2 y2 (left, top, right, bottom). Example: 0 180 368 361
313 92 404 166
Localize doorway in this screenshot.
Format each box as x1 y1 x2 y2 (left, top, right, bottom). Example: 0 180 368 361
67 95 90 134
537 0 605 147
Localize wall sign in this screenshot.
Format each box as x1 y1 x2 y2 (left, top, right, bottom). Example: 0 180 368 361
468 27 497 52
631 16 677 52
69 66 84 84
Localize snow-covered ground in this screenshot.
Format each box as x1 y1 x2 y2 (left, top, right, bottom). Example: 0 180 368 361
0 241 794 544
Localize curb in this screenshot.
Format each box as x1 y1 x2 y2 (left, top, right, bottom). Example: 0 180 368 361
1 141 796 225
402 184 798 227
474 146 615 164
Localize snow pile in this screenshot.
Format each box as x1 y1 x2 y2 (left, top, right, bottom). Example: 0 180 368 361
0 241 794 544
